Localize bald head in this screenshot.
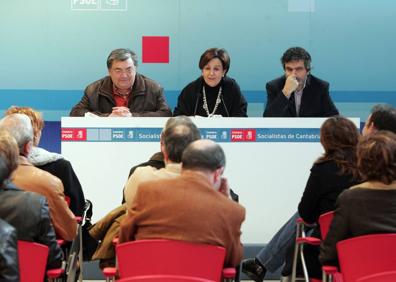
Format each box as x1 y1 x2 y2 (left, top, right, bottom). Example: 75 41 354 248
0 113 33 154
161 116 201 163
182 139 226 172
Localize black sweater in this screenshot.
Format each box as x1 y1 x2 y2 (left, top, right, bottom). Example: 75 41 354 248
173 76 248 117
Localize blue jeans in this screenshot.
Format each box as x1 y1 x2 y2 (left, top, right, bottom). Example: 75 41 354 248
256 212 300 273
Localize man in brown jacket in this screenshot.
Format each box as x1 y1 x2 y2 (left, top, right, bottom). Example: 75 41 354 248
89 116 201 268
69 48 172 117
0 114 77 241
119 139 245 267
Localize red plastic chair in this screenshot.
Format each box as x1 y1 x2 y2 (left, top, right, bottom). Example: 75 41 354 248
291 211 335 282
18 241 64 282
318 211 334 238
117 274 216 281
103 239 236 282
356 271 396 282
335 234 396 282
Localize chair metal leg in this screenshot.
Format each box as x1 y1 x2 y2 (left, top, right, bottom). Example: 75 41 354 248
78 223 83 282
299 244 309 282
322 273 334 282
291 242 299 282
291 221 303 282
66 221 83 282
322 269 327 282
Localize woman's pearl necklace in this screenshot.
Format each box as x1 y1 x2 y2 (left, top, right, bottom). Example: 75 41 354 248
202 86 222 117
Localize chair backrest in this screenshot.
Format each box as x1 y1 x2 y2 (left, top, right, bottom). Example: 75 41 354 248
116 239 226 281
318 211 334 239
336 233 396 282
357 270 396 282
18 240 49 282
117 274 215 281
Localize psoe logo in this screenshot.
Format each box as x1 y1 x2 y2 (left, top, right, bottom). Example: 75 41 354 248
204 130 218 140
231 129 256 142
61 128 87 141
112 130 125 140
71 0 127 11
231 130 244 142
71 0 100 10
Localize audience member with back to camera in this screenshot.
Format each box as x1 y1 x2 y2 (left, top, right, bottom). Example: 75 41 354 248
0 216 18 281
242 117 361 281
88 116 201 268
5 106 86 216
320 130 396 267
0 129 62 271
0 113 77 241
119 139 245 268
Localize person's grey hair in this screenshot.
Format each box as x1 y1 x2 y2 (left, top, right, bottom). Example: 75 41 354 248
182 140 226 171
0 113 33 152
162 116 201 163
106 48 138 69
0 130 19 185
369 104 396 134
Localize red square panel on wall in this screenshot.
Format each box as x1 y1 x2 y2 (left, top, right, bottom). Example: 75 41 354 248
142 36 169 63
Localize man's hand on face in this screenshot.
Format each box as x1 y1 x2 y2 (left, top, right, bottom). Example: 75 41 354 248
109 107 132 117
282 75 299 98
218 177 230 198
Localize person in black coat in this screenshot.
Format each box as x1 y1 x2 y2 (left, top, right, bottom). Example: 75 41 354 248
0 219 18 282
296 117 361 279
263 47 339 117
174 48 247 117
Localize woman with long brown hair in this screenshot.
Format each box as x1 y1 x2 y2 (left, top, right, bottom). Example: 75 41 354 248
292 117 362 279
298 116 360 227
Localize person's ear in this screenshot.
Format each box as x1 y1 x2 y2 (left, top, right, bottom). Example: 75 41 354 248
369 122 377 133
35 131 42 146
22 140 33 156
213 167 224 183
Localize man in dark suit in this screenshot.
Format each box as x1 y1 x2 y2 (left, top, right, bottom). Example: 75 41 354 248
263 47 339 117
119 139 245 267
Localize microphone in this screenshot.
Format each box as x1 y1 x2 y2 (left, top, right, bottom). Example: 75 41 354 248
220 94 230 117
193 91 202 116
